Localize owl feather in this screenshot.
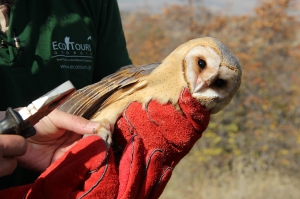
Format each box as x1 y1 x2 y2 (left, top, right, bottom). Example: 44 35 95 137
58 37 242 143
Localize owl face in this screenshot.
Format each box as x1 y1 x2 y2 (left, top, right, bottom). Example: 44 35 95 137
183 38 242 114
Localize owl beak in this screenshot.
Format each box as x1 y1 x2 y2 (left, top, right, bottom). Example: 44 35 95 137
194 81 209 93
194 71 218 93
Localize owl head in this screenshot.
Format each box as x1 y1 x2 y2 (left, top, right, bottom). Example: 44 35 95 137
169 37 242 114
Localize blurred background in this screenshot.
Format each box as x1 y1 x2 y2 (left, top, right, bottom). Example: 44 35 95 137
118 0 300 198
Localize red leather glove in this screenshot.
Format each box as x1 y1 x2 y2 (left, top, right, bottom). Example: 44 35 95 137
0 88 210 199
115 88 210 199
117 135 172 199
0 135 118 199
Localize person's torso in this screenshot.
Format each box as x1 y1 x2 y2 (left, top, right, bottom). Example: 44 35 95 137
0 0 101 109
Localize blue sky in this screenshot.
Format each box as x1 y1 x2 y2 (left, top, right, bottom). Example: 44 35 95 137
117 0 259 15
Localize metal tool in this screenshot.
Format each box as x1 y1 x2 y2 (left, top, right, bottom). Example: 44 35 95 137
0 81 75 138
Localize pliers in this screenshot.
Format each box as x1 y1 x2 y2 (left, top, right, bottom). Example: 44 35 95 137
0 81 75 138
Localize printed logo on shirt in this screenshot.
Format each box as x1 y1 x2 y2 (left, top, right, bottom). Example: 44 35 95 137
51 36 93 71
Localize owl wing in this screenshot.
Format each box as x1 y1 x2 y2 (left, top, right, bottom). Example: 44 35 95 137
58 63 161 119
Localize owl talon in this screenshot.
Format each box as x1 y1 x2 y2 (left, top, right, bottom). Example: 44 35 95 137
97 127 113 146
83 122 113 147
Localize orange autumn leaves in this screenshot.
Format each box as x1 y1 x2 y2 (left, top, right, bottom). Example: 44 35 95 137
121 0 300 171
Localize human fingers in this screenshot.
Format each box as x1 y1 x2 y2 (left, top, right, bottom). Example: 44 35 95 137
0 135 27 177
0 156 17 177
47 109 102 135
0 111 5 120
33 109 101 141
0 135 27 156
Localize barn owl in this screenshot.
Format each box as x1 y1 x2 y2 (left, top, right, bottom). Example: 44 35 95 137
58 37 242 143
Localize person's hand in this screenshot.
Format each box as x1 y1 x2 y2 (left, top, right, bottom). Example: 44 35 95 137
16 109 101 172
114 88 210 199
0 135 27 177
0 109 26 177
0 111 5 120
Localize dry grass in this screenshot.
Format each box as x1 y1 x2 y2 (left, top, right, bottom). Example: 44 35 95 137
161 156 300 199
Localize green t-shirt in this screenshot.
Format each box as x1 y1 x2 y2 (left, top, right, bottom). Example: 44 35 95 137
0 0 131 110
0 0 131 189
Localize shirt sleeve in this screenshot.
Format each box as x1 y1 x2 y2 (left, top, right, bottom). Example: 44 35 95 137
93 0 132 83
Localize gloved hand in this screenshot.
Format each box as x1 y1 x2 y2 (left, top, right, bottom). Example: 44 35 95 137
117 135 172 199
0 135 119 199
115 88 210 199
0 88 210 199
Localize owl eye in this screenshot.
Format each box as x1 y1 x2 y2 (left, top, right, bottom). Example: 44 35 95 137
213 79 226 88
198 59 206 69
